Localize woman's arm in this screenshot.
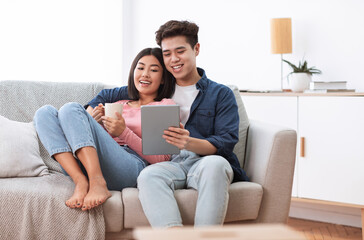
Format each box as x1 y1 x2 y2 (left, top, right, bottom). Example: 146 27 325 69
102 113 171 164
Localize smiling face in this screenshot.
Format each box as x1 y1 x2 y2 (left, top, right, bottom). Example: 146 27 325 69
133 55 163 99
161 35 201 86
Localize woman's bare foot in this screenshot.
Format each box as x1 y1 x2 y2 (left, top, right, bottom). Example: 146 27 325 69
81 176 111 211
66 175 89 209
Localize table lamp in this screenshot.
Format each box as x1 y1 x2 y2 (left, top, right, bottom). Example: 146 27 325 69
270 18 292 90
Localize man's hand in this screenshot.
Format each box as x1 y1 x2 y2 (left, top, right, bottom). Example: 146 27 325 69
164 123 217 155
101 112 126 137
91 103 105 124
163 123 190 150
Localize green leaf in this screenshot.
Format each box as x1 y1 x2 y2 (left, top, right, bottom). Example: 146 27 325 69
283 58 322 75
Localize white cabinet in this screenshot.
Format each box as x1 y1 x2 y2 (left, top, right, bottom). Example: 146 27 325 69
241 93 364 205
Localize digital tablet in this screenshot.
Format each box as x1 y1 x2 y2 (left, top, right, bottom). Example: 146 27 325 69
141 105 180 155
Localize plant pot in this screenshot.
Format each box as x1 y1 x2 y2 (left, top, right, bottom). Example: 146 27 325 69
289 73 311 92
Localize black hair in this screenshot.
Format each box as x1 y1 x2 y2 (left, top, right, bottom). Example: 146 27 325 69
155 20 199 48
127 48 175 101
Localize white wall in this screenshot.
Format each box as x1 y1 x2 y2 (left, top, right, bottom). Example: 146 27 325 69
1 0 364 91
0 0 123 85
124 0 364 91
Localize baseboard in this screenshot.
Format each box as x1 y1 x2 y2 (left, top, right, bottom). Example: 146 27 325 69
289 199 362 228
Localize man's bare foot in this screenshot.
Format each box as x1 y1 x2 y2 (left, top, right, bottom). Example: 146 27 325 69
66 176 89 209
81 176 111 211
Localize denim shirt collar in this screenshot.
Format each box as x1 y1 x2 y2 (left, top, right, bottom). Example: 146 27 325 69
188 68 208 115
195 68 208 92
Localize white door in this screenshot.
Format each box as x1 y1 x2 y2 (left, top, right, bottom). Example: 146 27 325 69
298 97 364 205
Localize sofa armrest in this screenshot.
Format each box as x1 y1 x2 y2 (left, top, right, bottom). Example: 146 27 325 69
244 120 297 223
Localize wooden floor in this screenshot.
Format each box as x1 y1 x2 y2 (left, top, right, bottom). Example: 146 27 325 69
287 218 362 240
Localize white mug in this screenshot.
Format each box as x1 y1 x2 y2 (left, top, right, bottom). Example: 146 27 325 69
104 103 123 119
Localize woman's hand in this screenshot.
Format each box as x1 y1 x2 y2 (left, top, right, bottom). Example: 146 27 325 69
163 123 190 150
101 112 126 137
91 103 105 124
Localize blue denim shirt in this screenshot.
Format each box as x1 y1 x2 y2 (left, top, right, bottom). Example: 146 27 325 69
87 68 248 182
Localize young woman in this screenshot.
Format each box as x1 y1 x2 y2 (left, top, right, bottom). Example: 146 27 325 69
33 48 175 211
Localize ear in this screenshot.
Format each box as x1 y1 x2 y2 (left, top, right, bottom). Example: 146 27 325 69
194 43 200 56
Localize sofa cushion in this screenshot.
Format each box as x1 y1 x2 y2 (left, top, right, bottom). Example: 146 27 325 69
224 181 263 222
0 115 49 177
227 85 249 168
0 80 105 172
121 182 263 228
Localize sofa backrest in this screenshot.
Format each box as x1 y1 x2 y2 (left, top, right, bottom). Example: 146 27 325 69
0 81 249 171
227 85 250 168
0 80 105 172
0 80 104 122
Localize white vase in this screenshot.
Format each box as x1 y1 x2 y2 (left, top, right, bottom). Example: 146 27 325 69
289 73 312 92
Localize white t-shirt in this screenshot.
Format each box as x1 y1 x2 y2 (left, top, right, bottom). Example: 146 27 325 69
172 84 199 126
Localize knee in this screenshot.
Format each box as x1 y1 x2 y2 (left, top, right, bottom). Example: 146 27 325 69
199 156 233 181
34 105 57 123
137 166 166 189
59 102 84 116
137 167 157 186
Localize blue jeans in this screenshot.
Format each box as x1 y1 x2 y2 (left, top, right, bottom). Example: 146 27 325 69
33 102 147 191
137 150 234 227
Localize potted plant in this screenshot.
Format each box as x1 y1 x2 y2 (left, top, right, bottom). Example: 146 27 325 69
283 59 322 92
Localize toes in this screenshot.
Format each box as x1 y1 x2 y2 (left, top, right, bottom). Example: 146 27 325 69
81 202 90 211
92 199 102 208
91 200 96 208
66 199 76 208
99 197 107 205
76 199 83 208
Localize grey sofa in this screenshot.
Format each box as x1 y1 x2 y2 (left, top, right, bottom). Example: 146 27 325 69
0 80 297 240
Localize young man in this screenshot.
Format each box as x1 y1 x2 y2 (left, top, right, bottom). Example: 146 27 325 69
136 20 249 228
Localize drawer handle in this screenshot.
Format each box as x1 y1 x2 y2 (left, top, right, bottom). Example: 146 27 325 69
300 137 305 157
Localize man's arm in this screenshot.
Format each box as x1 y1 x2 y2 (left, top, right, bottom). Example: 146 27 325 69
163 87 239 156
86 86 129 108
85 86 129 122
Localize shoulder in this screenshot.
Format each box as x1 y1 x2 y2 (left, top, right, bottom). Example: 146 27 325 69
206 79 235 99
199 69 233 96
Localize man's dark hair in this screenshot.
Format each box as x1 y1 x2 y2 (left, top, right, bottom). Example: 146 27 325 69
128 48 175 101
155 20 199 48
